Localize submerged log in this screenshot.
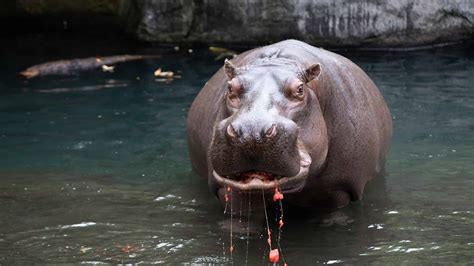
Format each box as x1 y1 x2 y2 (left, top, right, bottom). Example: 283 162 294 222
19 55 157 79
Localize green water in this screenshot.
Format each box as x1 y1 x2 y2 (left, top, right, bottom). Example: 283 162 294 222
0 39 473 265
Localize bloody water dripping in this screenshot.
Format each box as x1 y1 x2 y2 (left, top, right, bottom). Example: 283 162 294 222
239 191 243 223
266 228 272 246
245 192 251 266
224 193 229 202
275 182 287 265
225 186 231 202
224 185 230 214
279 219 284 228
229 186 234 261
262 189 273 263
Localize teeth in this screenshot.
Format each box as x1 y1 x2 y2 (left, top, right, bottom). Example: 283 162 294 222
238 171 275 183
301 159 311 168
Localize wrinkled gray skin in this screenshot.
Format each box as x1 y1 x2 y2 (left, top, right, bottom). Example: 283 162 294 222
187 40 392 209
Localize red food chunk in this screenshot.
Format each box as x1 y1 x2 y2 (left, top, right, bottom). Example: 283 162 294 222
273 188 284 201
269 249 279 263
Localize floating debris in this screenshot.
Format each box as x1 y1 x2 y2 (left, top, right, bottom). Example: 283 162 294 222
80 246 92 254
209 46 237 60
154 68 174 78
101 64 115 73
19 55 159 79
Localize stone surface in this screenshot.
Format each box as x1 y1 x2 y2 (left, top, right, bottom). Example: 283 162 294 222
130 0 474 47
13 0 120 16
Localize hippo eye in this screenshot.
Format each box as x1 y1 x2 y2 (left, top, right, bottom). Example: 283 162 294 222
227 82 240 109
296 84 304 96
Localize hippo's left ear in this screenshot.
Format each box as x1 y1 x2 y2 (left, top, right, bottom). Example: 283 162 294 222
304 63 321 83
224 59 237 80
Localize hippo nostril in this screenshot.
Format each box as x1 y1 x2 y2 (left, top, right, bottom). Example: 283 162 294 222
265 124 277 138
227 124 239 138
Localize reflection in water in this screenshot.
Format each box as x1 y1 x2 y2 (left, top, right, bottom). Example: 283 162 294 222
0 42 473 264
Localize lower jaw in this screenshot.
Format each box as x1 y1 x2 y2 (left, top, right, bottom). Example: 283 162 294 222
212 148 311 193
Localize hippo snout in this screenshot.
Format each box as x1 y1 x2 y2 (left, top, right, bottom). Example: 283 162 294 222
226 119 278 142
210 116 301 178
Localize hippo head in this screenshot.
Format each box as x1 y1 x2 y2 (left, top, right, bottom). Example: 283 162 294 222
210 56 329 195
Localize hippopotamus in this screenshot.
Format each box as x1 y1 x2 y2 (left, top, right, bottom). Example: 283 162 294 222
187 40 392 209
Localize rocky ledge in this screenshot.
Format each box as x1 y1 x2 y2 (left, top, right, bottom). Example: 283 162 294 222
129 0 473 47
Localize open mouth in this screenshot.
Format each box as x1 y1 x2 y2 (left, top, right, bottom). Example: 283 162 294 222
212 147 311 192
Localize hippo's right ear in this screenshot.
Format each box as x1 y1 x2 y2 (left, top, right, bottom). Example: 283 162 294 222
304 63 321 83
224 59 237 80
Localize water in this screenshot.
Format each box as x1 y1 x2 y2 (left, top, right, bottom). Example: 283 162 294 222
0 38 473 264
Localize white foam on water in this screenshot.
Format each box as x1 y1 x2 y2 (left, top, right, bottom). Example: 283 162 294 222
368 224 384 230
153 194 182 202
405 248 424 253
60 222 96 229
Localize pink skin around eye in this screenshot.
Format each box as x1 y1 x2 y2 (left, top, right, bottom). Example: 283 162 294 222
227 79 241 108
228 79 241 94
288 78 304 98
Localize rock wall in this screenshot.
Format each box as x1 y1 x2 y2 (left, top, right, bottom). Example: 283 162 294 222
130 0 474 47
2 0 473 47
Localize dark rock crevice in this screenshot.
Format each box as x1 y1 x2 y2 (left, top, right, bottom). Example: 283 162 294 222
439 8 472 25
